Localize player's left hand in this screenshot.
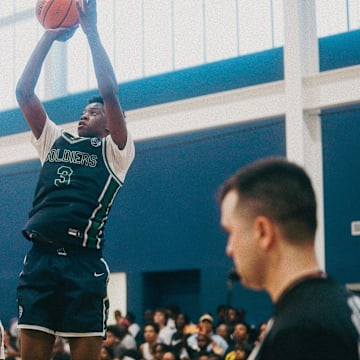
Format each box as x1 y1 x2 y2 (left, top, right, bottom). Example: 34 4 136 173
76 0 98 34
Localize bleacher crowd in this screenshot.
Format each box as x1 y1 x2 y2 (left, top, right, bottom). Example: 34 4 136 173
1 305 267 360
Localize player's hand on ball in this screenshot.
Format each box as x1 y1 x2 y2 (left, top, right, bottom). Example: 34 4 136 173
76 0 98 35
46 25 78 42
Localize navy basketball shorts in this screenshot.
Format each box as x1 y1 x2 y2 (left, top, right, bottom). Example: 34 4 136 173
17 242 110 338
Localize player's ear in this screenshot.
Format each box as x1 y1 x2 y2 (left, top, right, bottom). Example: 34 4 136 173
254 216 275 250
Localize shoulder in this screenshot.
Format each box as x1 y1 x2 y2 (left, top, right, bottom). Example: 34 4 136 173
211 334 228 346
105 132 135 174
261 323 354 360
186 334 197 343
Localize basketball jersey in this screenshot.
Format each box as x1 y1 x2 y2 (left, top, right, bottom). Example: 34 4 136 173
23 118 135 249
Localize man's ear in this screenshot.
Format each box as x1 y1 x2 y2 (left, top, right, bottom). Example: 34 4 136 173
254 216 275 250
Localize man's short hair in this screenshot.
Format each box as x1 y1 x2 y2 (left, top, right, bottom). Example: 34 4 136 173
218 157 317 242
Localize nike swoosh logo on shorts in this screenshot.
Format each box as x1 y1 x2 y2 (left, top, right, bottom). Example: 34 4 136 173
94 272 105 277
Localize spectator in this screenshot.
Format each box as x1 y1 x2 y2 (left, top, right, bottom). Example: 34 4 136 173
196 350 211 360
139 323 160 360
143 309 155 326
103 325 122 360
153 343 169 360
170 313 191 360
100 345 114 360
215 305 228 327
126 312 141 342
3 329 20 360
51 337 71 360
225 308 244 334
186 333 212 359
154 308 176 346
115 323 137 359
225 343 252 360
0 321 4 360
215 324 231 345
115 310 129 328
187 314 228 357
121 349 142 360
230 323 250 348
252 322 267 347
163 350 177 360
165 305 180 331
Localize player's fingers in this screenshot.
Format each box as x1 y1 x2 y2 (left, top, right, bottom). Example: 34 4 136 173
85 0 96 10
75 0 84 14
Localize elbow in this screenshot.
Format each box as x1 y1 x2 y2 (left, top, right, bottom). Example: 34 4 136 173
15 84 28 104
16 83 33 105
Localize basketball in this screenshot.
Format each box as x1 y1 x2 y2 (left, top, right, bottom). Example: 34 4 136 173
35 0 79 29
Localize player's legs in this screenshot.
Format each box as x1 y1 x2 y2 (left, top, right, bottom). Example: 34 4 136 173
68 336 103 360
20 328 55 360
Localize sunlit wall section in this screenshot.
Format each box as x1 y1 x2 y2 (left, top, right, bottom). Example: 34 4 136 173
316 0 360 36
114 1 144 81
237 0 276 55
204 0 238 62
0 25 15 112
173 0 205 69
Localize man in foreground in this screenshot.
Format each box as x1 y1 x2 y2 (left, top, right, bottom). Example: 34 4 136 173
219 157 360 359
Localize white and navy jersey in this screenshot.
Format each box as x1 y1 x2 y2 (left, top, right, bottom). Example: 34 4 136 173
23 118 135 249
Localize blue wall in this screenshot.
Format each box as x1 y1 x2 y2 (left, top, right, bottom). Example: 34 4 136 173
1 29 360 328
0 118 284 326
321 104 360 284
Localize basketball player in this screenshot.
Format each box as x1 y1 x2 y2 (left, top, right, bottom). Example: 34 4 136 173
15 1 135 360
219 157 360 359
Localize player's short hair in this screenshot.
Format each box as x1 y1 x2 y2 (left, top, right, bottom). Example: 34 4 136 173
87 95 104 105
218 157 317 242
87 95 126 118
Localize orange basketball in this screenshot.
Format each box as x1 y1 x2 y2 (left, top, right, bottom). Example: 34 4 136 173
35 0 79 29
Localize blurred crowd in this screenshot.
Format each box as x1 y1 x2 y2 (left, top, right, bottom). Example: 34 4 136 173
1 304 267 360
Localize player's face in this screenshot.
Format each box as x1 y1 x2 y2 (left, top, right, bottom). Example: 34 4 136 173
78 102 107 137
221 190 263 290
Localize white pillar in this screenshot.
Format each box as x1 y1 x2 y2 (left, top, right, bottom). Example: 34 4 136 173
283 0 325 269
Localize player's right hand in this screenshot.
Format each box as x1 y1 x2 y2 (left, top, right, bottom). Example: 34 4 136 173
46 25 79 42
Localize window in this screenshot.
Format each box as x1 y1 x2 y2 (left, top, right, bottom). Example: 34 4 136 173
1 0 359 112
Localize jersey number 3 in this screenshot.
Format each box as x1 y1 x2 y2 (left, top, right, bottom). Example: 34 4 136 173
54 165 74 187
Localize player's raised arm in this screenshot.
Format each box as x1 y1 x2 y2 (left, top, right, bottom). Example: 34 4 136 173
76 0 128 150
16 28 76 139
